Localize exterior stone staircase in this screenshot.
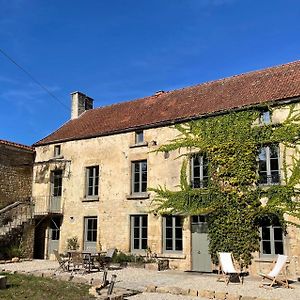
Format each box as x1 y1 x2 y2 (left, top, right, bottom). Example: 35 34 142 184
0 201 34 242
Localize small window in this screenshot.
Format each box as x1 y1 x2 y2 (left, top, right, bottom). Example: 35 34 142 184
86 166 99 197
131 160 147 194
54 145 61 157
191 154 209 188
163 215 183 252
131 215 148 251
260 218 284 257
258 145 280 185
135 131 144 144
260 110 271 125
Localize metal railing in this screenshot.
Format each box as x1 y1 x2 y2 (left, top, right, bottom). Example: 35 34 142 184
32 196 63 215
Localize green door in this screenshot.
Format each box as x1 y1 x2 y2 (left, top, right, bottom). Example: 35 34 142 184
191 215 211 272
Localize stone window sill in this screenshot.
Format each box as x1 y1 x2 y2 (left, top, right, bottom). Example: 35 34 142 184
129 142 148 149
126 193 150 200
82 196 99 202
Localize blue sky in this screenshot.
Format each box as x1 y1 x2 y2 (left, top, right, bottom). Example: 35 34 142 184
1 0 300 146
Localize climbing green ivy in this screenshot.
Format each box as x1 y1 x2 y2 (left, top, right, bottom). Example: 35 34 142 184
150 104 300 268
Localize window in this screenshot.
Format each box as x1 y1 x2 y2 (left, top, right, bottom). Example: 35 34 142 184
131 160 147 194
260 218 284 257
54 145 61 157
84 217 97 244
135 130 144 144
191 154 209 188
258 145 280 185
51 170 62 197
260 109 271 125
86 166 99 197
163 215 183 252
131 215 148 251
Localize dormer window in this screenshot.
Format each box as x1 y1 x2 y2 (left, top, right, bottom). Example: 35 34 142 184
54 145 61 157
135 130 144 144
260 109 271 125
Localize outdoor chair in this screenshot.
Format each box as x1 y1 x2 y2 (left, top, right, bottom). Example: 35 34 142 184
98 248 116 270
69 251 86 274
259 254 293 288
53 249 69 273
218 252 243 285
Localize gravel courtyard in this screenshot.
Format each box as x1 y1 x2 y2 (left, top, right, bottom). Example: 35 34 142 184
1 260 300 299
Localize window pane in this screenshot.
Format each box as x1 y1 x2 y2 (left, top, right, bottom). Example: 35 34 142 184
142 228 147 238
262 227 270 240
274 227 283 240
166 228 172 239
193 167 200 178
142 216 147 226
271 171 280 183
141 162 147 171
141 239 147 249
269 145 279 158
262 241 271 254
259 173 267 184
134 217 140 227
134 228 139 238
165 216 172 227
175 228 182 239
166 239 173 250
274 242 284 254
270 159 279 171
259 160 267 172
193 178 200 188
141 182 147 192
134 183 140 193
175 239 183 251
134 239 139 249
175 216 182 226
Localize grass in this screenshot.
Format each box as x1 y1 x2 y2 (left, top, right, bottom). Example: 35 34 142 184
0 273 95 300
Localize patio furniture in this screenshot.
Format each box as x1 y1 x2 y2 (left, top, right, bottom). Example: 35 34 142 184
53 249 69 273
97 248 116 270
218 252 243 285
69 251 86 274
259 254 293 288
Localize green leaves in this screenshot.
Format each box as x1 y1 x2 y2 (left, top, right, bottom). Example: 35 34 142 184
150 105 300 268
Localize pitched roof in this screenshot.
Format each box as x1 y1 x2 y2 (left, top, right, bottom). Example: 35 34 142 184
35 60 300 146
0 139 34 152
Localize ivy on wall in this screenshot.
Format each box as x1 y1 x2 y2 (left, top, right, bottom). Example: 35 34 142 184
150 104 300 267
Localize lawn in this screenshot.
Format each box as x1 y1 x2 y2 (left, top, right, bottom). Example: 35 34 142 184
0 273 95 300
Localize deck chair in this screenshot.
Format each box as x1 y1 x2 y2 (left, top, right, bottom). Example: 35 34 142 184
53 249 69 273
259 254 292 288
218 252 243 285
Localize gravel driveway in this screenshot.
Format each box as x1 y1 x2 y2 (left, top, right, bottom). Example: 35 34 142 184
1 260 300 299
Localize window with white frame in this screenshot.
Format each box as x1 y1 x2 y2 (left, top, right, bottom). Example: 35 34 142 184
131 215 148 251
258 145 280 185
131 160 147 194
135 130 144 144
163 215 183 252
86 166 99 197
260 218 284 256
191 154 209 188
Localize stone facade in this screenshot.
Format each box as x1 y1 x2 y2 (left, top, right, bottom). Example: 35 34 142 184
0 141 34 209
32 101 300 278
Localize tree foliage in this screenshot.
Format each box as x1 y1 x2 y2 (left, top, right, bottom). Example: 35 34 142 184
150 104 300 267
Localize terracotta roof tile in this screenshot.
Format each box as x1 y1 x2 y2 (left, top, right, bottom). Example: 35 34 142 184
35 60 300 146
0 139 34 151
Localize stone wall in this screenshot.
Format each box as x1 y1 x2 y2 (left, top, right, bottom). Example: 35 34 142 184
0 144 34 209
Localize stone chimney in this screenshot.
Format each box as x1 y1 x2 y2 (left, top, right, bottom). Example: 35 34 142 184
71 91 94 119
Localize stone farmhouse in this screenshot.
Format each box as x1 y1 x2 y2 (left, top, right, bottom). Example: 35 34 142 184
32 61 300 277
